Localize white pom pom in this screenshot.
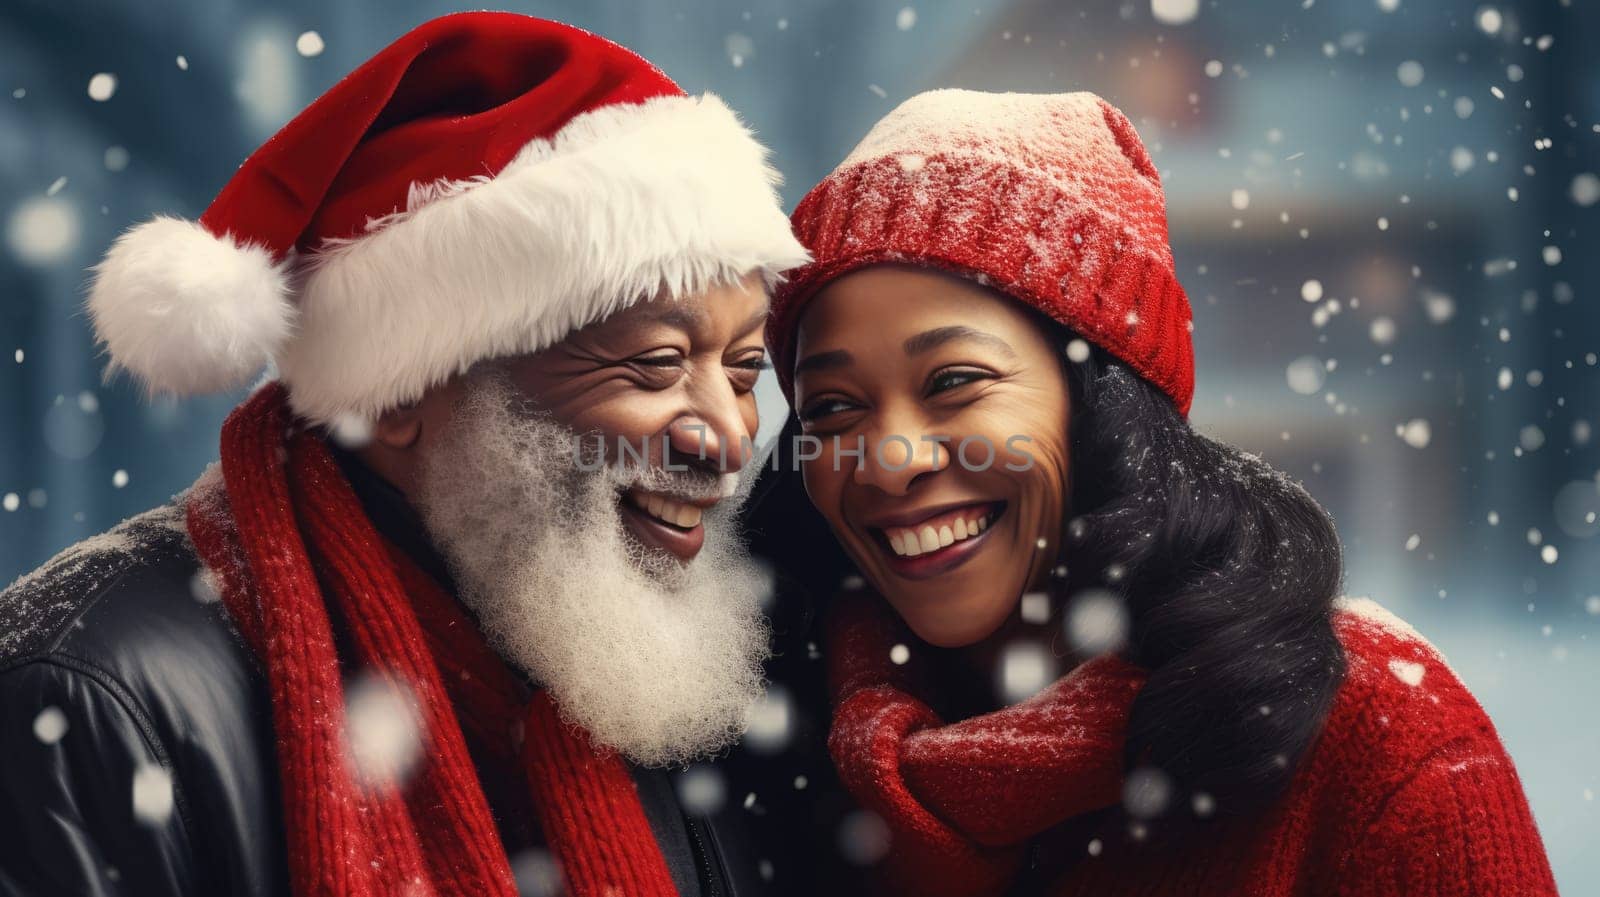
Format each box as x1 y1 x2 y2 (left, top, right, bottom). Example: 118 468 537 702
87 216 293 396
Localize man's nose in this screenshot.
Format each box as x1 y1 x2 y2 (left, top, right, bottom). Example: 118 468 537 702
667 375 753 473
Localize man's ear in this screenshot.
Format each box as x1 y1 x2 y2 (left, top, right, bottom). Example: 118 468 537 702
372 402 424 451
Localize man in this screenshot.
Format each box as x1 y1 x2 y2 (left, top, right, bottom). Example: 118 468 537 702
0 13 809 897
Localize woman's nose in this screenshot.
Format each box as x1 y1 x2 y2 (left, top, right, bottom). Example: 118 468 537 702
852 419 949 495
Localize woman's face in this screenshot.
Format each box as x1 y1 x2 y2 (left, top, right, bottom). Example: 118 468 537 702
792 266 1073 648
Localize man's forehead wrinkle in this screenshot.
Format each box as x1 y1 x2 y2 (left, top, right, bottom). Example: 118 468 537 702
636 296 709 329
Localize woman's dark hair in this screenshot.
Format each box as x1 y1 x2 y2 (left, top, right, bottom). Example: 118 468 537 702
1054 334 1346 818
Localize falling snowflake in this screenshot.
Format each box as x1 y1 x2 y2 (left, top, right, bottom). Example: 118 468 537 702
725 33 755 68
8 197 80 265
329 413 373 449
1397 419 1431 449
87 73 117 101
33 707 68 744
344 674 424 791
1571 173 1600 207
677 765 727 815
743 685 793 753
1065 589 1128 655
837 810 891 866
1123 766 1173 819
295 31 325 57
1151 0 1200 26
132 764 174 825
1020 591 1051 624
998 642 1055 704
1286 356 1325 395
510 848 563 897
1476 6 1502 35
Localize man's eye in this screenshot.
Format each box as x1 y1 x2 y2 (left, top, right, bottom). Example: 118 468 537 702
632 352 684 368
928 368 989 395
728 355 771 372
726 356 769 394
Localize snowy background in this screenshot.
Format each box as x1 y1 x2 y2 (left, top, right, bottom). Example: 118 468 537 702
1 0 1596 889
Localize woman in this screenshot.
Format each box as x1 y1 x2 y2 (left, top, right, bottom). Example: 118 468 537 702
754 90 1557 896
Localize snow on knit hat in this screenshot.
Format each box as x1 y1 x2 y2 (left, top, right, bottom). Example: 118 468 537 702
88 12 809 426
767 89 1194 416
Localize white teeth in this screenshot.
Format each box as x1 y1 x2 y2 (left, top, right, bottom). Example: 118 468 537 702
881 509 1000 558
675 504 702 528
629 490 703 529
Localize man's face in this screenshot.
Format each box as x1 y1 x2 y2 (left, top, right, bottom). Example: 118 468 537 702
489 270 769 563
407 272 776 767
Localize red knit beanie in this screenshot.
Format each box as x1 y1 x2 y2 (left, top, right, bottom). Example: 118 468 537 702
767 89 1195 416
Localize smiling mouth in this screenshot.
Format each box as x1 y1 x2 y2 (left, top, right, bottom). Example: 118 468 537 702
867 501 1006 579
619 487 710 562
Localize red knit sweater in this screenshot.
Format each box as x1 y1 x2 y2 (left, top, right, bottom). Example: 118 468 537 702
828 595 1558 896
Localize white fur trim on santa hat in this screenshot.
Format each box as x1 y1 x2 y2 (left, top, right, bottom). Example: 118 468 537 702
278 92 809 426
87 216 293 397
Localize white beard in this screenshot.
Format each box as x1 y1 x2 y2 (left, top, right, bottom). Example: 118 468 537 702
415 374 771 768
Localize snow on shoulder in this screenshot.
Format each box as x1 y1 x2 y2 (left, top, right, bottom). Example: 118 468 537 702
0 498 191 659
1325 595 1492 730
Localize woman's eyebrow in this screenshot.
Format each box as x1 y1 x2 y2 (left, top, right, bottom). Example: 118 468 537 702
903 325 1016 358
795 349 853 374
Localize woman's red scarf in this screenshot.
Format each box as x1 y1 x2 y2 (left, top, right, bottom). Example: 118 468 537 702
826 592 1148 897
185 384 679 897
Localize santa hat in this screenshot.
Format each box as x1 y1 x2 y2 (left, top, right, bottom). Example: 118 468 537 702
88 12 809 426
767 89 1194 415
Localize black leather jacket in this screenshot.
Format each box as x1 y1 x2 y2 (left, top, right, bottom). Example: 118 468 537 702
0 453 825 897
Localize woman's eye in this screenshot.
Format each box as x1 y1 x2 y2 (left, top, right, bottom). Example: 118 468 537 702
798 397 855 423
927 368 989 395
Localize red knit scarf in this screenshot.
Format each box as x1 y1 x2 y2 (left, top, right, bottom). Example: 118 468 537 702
826 592 1148 897
185 384 679 897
